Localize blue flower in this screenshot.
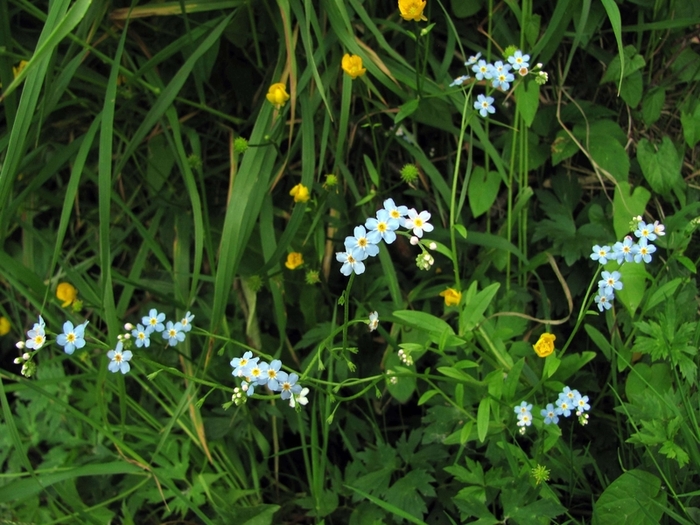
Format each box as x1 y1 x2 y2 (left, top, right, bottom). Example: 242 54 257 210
541 403 559 425
634 220 656 241
449 74 470 87
278 372 302 400
575 394 591 414
594 292 614 312
514 401 533 415
131 323 153 348
162 321 185 346
474 94 495 117
25 315 47 350
632 238 656 264
559 386 580 404
598 271 623 296
652 220 665 237
336 250 366 276
492 66 515 91
464 52 481 66
230 351 258 377
555 397 573 417
257 359 283 390
56 320 88 355
107 341 132 374
345 225 380 259
611 236 635 264
180 311 195 332
404 209 434 238
472 59 494 81
242 379 256 397
365 209 400 244
383 198 409 224
142 308 166 332
508 50 530 70
590 245 612 264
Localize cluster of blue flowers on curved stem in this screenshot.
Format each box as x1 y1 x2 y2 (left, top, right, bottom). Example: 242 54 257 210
336 198 436 275
449 49 548 118
230 351 309 408
515 386 591 435
590 218 665 312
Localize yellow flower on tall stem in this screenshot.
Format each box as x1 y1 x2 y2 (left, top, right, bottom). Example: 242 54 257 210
341 54 366 79
533 333 556 357
56 282 78 307
285 252 304 270
439 288 462 306
398 0 427 21
289 183 310 203
266 82 290 108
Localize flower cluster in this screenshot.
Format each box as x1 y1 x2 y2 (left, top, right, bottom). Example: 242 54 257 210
14 315 90 377
590 218 665 312
110 309 195 374
336 199 434 275
515 386 591 434
230 351 308 408
449 50 548 117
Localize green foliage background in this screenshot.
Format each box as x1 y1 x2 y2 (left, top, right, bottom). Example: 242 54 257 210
0 0 699 523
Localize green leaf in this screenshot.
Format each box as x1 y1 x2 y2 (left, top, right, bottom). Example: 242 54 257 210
642 87 665 127
620 69 643 107
477 398 490 443
395 99 420 125
636 137 684 199
417 389 440 406
459 282 500 333
451 0 482 17
386 355 416 403
594 469 665 525
551 130 579 166
468 167 501 218
612 182 650 239
680 104 700 148
345 484 428 525
643 278 683 314
363 155 380 187
584 324 614 360
515 79 540 127
454 223 468 239
588 133 629 183
616 262 648 316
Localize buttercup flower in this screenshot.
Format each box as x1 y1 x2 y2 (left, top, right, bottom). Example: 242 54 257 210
0 317 10 336
266 82 290 108
533 333 556 357
341 54 366 79
404 209 434 237
56 282 78 307
56 320 88 355
289 183 310 203
439 288 462 307
368 311 379 331
285 252 304 270
107 341 132 374
162 321 185 346
398 0 427 22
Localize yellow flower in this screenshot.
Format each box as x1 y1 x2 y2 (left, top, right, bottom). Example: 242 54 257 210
56 282 78 307
0 317 10 336
398 0 427 21
439 288 462 306
341 54 366 79
533 333 556 358
285 252 304 270
266 82 290 108
289 183 310 203
12 60 28 79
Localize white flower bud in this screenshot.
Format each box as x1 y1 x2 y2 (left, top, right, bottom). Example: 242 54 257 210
14 357 21 364
410 236 419 245
429 242 437 250
23 352 31 360
124 323 134 331
16 341 25 349
123 333 131 339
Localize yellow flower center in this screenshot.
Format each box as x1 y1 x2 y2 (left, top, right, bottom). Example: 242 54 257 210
169 329 177 337
358 238 368 248
67 333 76 343
377 222 387 233
114 353 123 363
414 217 424 227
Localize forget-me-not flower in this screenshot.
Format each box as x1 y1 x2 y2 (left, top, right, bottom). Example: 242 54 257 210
258 359 283 390
278 372 302 400
590 245 612 264
634 221 656 241
231 351 258 377
474 94 495 117
56 320 88 355
465 52 481 66
107 341 132 374
365 209 399 244
404 209 434 238
598 271 623 296
345 225 380 259
180 311 195 332
541 403 559 425
449 74 470 87
143 308 166 332
383 198 408 225
25 316 47 350
336 250 366 276
290 387 310 407
632 238 656 263
594 292 614 312
368 311 379 332
555 397 573 417
132 323 153 348
508 50 530 70
162 321 185 346
472 59 494 80
611 237 635 264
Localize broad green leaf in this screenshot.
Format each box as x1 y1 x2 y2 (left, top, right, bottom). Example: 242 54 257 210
612 182 650 239
625 362 673 401
616 262 648 316
681 104 700 148
588 134 629 183
515 79 540 127
451 0 482 17
395 99 420 124
620 69 643 107
386 357 416 403
459 282 500 333
468 166 501 218
636 137 684 199
594 469 665 525
584 324 614 360
643 278 683 314
477 398 490 443
551 130 579 166
600 45 645 85
642 87 665 127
